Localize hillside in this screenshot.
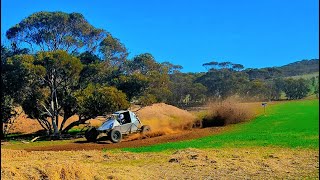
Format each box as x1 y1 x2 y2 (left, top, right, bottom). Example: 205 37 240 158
244 59 319 80
279 59 319 77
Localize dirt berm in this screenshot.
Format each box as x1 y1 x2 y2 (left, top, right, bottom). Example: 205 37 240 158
135 103 197 133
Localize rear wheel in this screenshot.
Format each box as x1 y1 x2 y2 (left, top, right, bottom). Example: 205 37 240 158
85 127 99 142
108 129 122 143
141 125 151 134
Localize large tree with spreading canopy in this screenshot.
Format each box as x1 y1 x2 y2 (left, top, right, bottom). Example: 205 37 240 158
6 11 107 53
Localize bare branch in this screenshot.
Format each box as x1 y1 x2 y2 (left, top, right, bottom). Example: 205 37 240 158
41 104 53 117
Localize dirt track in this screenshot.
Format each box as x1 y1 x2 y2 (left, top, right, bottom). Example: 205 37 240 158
24 127 227 151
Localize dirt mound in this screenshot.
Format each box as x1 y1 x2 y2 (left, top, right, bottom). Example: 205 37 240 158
7 113 42 134
136 103 197 134
6 113 103 135
6 103 196 135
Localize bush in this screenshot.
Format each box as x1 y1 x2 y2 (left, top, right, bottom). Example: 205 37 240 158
138 93 157 106
76 84 130 118
202 100 253 127
283 78 310 100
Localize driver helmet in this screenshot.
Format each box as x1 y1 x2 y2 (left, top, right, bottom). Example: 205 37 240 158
119 114 124 120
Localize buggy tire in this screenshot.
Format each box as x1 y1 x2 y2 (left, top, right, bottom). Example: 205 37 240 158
108 129 122 143
85 127 99 142
141 125 151 134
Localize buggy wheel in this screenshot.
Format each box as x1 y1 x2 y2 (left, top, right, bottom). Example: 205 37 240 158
141 125 151 134
108 129 122 143
85 127 99 142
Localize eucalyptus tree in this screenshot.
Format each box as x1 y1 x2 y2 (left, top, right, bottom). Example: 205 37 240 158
202 61 219 71
6 11 107 53
283 78 310 100
10 50 83 136
168 72 207 107
161 61 183 74
61 84 130 134
198 62 249 100
218 62 233 69
1 45 30 138
232 64 245 71
99 35 128 67
4 11 134 136
127 53 171 103
244 79 270 101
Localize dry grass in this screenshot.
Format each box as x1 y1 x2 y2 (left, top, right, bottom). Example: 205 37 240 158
1 147 318 179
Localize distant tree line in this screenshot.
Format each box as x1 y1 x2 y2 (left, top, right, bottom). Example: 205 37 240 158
1 11 319 138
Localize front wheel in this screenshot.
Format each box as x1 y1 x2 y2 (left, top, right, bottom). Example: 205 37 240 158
140 125 151 134
85 127 99 142
108 129 122 143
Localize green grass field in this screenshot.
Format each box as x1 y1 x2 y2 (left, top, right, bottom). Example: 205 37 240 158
124 99 319 152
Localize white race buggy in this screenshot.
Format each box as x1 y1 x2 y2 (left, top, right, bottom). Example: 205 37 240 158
85 110 150 143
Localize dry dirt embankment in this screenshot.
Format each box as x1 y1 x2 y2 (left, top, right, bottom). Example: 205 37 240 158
6 113 103 135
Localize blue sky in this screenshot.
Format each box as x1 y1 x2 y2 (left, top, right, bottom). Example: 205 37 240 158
1 0 319 72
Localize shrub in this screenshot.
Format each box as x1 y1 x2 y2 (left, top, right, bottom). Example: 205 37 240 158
138 93 157 106
283 78 310 100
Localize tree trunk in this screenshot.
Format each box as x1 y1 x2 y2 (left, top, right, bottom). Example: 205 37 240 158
51 116 59 136
0 122 4 140
0 71 4 139
49 72 60 137
59 113 72 132
36 118 52 135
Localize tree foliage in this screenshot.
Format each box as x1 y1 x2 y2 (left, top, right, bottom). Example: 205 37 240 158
99 35 128 67
168 72 207 106
243 79 270 101
1 45 30 138
75 84 130 119
282 78 310 100
6 11 107 53
197 68 249 100
123 53 171 103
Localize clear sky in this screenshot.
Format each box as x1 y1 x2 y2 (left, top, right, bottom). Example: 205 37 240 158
1 0 319 72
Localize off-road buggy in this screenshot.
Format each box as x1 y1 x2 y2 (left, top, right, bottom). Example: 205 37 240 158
85 110 150 143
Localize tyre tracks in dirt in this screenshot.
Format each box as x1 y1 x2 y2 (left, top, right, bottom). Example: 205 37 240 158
24 127 228 151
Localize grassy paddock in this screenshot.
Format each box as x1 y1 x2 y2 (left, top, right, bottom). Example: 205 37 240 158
124 99 319 152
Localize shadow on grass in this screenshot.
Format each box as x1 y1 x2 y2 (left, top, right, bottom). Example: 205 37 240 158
3 130 47 141
3 129 86 142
